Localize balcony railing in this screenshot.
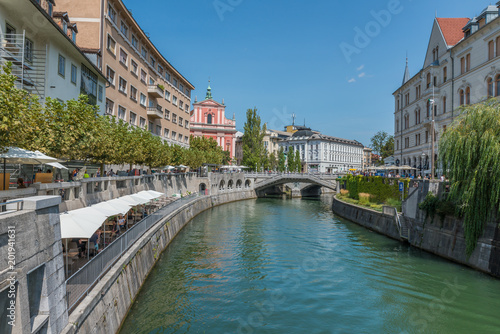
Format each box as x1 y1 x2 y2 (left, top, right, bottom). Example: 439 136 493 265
147 106 163 119
147 85 164 98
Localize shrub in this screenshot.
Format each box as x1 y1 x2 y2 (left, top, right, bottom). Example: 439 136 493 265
339 189 349 197
359 193 371 205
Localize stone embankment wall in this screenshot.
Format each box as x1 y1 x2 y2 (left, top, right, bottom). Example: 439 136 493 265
61 190 257 334
332 196 500 278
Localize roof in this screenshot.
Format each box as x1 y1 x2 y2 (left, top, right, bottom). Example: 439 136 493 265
436 18 470 46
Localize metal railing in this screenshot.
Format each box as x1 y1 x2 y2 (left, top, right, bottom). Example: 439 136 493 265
0 199 24 213
65 192 203 311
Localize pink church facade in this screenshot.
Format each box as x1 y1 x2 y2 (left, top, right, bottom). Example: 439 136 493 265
189 84 237 159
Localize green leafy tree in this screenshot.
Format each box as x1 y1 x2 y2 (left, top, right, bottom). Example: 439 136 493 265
440 100 500 256
278 147 286 172
287 147 295 172
269 152 277 171
370 131 394 159
294 149 302 172
242 108 266 171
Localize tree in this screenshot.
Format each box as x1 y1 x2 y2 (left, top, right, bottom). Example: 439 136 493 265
370 131 393 159
269 152 277 171
440 100 500 256
242 108 266 171
287 147 295 172
294 149 302 172
278 147 286 172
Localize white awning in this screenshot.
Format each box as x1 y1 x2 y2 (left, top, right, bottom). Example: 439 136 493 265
46 162 68 170
137 190 165 200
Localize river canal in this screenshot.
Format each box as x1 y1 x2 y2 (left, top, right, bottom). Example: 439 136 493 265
120 197 500 333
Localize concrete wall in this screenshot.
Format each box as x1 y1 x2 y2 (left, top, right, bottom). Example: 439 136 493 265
332 196 500 278
0 196 68 334
61 189 257 334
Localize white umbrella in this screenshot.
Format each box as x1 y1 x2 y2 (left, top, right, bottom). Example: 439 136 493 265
0 147 60 189
177 165 188 169
46 162 68 170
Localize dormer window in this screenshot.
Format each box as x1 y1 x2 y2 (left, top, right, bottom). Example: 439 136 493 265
62 20 67 34
48 2 53 16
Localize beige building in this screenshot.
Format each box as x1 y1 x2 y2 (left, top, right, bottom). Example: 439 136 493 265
363 147 372 170
57 0 194 147
394 4 500 176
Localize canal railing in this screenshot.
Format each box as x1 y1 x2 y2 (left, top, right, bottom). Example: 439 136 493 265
65 192 204 312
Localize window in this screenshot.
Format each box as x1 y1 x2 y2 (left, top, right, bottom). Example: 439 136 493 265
105 98 114 115
58 54 65 77
141 46 147 58
185 136 189 143
465 87 471 105
118 107 126 120
95 85 102 103
119 48 128 66
165 71 171 82
108 4 116 23
150 56 156 68
172 113 177 123
488 78 494 97
148 99 155 108
165 109 170 120
5 23 15 44
158 65 163 75
459 89 465 106
131 59 138 75
24 37 33 62
178 133 183 141
48 2 53 16
107 35 116 54
106 66 115 86
466 54 471 72
148 121 153 132
140 93 146 106
118 77 127 93
497 37 500 59
442 96 446 113
414 109 420 124
460 57 465 74
489 41 495 60
185 120 189 128
173 78 178 87
426 73 431 88
139 117 146 128
149 77 155 85
120 21 128 38
129 111 137 126
172 96 177 105
179 83 184 93
185 88 190 97
130 85 137 101
140 69 147 84
415 133 420 146
131 34 138 49
443 67 447 82
156 125 161 136
70 64 77 84
185 104 189 112
172 131 177 140
426 100 431 118
165 90 170 101
62 20 68 34
425 130 429 143
179 100 184 109
164 128 169 138
179 117 183 126
207 113 212 124
81 64 98 105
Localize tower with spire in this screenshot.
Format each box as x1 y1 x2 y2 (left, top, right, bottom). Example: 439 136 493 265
189 79 237 160
402 57 410 85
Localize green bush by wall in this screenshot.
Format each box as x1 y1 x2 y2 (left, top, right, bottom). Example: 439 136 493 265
342 175 409 203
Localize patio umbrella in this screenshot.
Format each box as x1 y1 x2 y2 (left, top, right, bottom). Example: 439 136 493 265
46 162 68 170
0 147 60 190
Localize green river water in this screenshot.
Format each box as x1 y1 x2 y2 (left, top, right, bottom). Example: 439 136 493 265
119 197 500 334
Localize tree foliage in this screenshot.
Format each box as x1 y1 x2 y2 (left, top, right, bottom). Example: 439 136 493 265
370 130 394 159
439 100 500 256
242 108 266 171
294 149 302 172
278 147 286 172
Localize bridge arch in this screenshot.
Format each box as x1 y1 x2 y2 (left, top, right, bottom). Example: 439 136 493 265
253 174 336 192
245 180 251 188
219 180 225 190
199 183 207 194
228 179 234 190
236 179 242 189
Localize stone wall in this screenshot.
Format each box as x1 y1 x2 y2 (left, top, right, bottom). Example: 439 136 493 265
332 196 500 278
0 196 68 334
60 190 257 334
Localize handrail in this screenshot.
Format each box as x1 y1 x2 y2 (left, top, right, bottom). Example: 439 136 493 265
0 199 24 212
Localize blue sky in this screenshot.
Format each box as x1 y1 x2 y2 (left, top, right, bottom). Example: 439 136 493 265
124 0 488 146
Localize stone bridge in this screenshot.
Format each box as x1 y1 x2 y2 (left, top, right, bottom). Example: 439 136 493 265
246 173 338 197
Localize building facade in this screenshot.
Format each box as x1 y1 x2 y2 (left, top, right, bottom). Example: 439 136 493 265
190 84 237 158
394 4 500 176
363 147 372 170
0 0 106 110
56 0 194 147
279 128 364 173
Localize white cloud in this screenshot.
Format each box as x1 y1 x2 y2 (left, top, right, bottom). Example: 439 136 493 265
358 72 366 78
357 65 365 71
348 78 356 83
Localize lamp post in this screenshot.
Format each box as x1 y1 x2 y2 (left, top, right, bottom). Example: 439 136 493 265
429 77 436 180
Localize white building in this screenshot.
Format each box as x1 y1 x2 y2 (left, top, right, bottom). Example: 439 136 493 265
394 4 500 176
279 128 364 173
0 0 106 111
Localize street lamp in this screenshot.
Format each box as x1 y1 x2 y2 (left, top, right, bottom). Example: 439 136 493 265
421 152 426 177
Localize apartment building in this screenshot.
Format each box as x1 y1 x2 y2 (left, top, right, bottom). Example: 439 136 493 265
393 4 500 176
0 0 106 110
57 0 194 147
279 127 364 173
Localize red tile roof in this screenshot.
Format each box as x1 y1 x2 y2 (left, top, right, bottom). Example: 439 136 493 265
436 18 470 46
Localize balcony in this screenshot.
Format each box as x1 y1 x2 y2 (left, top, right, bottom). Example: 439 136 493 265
147 106 163 119
148 85 164 98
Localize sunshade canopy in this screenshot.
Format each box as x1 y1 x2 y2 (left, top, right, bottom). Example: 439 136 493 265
0 147 59 164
